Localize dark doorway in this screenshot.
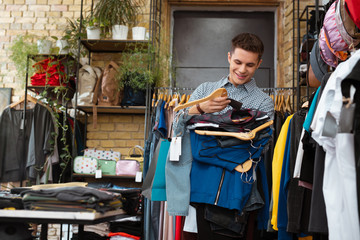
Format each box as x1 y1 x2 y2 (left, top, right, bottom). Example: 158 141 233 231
172 10 275 89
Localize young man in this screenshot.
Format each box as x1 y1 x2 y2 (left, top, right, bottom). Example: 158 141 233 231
187 32 274 119
165 33 274 239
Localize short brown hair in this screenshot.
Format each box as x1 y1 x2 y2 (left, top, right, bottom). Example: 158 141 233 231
231 33 264 60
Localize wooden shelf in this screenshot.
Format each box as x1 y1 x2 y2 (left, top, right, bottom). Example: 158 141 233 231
81 39 148 53
76 105 146 114
72 173 137 179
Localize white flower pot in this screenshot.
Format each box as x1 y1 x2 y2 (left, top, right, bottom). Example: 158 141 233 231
112 25 128 40
37 39 52 54
86 26 101 39
56 40 69 54
132 27 146 40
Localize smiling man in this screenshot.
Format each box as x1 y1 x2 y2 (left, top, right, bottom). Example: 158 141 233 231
187 32 274 119
167 33 275 240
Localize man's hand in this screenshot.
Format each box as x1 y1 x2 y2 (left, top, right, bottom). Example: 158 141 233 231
189 96 230 114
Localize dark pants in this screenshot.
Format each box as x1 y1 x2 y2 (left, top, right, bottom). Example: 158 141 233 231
195 203 246 240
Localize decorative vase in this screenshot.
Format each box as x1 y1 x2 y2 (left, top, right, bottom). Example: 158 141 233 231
132 27 146 40
37 39 52 54
112 25 128 40
86 26 101 39
56 40 69 54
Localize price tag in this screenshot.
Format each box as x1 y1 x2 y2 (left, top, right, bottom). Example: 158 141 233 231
170 137 182 161
95 169 102 178
135 172 142 182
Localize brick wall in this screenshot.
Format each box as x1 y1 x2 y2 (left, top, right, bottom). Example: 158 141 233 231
87 114 145 156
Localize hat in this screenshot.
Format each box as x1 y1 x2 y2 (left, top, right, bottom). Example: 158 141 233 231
322 1 349 59
345 0 360 29
310 39 328 81
336 0 360 48
319 27 339 67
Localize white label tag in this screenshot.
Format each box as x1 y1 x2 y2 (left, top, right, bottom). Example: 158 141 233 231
95 169 102 178
170 137 182 161
135 172 142 182
20 119 24 130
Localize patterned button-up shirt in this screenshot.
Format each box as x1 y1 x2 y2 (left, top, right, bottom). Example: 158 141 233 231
173 76 274 136
188 76 274 119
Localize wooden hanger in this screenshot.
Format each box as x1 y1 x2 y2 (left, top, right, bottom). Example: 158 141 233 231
279 92 285 113
194 120 273 140
10 94 38 109
186 94 191 103
174 88 228 112
178 93 187 105
168 93 178 109
155 90 164 107
285 93 293 113
151 92 156 108
234 159 253 173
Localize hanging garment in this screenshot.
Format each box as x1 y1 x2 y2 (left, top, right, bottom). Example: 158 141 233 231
276 118 293 240
0 104 54 182
311 49 360 240
271 114 293 231
189 128 272 213
150 139 171 201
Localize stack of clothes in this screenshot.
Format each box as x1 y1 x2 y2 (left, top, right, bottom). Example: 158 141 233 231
30 58 67 86
21 186 123 213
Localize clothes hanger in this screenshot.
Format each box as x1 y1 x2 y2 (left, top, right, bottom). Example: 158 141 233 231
174 88 228 112
178 93 187 106
9 94 38 109
234 159 253 173
285 90 293 113
168 93 178 109
155 89 164 107
279 90 285 113
194 119 273 141
151 92 156 108
186 94 191 103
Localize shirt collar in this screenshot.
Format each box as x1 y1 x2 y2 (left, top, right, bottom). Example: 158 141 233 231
221 75 257 93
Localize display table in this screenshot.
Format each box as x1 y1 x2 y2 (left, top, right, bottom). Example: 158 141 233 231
0 209 126 239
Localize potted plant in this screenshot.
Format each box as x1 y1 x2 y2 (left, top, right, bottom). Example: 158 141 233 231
8 35 38 82
37 36 53 54
116 43 165 106
83 13 101 39
131 15 147 40
93 0 144 40
57 17 87 57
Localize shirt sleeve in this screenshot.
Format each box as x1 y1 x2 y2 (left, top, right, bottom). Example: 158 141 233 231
258 96 275 120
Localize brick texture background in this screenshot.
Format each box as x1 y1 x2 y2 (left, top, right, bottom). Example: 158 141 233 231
0 0 313 238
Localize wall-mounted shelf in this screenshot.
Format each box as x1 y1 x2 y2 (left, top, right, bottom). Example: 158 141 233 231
81 40 148 53
77 105 146 114
72 173 138 179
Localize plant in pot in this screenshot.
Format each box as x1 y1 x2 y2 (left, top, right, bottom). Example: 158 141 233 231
8 34 38 83
53 17 87 56
131 15 148 40
83 13 101 40
93 0 144 40
117 43 160 106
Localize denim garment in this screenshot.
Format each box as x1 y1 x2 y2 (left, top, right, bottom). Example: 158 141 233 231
190 130 272 212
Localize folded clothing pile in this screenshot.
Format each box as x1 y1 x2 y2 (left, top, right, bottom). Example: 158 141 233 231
0 191 23 209
20 186 123 213
30 58 67 86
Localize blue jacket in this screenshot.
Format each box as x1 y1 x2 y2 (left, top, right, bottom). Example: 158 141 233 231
189 129 271 212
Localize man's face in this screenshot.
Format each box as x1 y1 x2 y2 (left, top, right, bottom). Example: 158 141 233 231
227 48 262 87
